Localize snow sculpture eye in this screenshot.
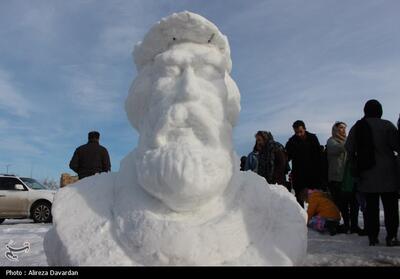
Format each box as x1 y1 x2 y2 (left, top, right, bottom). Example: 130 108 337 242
161 65 181 77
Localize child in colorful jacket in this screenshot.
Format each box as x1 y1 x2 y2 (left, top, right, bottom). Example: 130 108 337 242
304 189 342 235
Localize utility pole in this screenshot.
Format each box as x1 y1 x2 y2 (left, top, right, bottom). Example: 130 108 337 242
6 164 11 174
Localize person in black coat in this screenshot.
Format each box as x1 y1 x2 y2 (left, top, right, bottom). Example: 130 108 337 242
240 156 247 171
346 100 400 246
69 131 111 179
398 113 400 145
285 120 323 207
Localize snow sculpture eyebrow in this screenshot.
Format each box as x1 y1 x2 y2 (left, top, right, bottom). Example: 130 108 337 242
158 46 224 72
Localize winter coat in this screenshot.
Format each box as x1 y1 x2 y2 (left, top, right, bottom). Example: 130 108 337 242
245 151 259 172
351 118 375 175
326 137 347 182
269 146 288 185
258 141 288 185
307 191 341 222
397 116 400 145
345 118 400 193
285 132 322 190
69 140 111 179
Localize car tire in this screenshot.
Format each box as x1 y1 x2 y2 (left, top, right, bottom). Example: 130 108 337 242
0 218 5 224
31 202 52 223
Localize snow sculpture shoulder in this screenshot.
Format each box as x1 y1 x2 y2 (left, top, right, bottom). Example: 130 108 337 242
44 11 307 266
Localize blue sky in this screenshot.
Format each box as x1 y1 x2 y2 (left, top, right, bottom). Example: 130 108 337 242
1 0 399 182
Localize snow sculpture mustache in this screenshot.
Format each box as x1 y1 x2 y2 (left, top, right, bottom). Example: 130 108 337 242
126 43 241 211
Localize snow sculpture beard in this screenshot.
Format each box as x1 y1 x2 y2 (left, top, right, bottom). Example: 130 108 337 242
126 43 240 212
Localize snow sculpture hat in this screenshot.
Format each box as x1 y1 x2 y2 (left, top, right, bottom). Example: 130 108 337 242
133 11 232 72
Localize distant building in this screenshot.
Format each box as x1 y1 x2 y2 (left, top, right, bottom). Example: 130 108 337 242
60 173 79 188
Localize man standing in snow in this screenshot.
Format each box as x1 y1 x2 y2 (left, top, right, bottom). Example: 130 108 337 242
345 100 400 246
69 131 111 179
285 120 323 207
398 113 400 145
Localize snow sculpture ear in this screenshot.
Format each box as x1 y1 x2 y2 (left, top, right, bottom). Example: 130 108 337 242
125 65 152 131
224 73 241 126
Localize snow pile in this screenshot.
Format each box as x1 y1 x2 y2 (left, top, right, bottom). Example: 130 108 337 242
44 11 307 266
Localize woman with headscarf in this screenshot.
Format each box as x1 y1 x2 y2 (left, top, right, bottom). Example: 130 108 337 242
327 122 363 234
346 100 400 246
246 131 289 187
255 131 289 185
327 122 348 206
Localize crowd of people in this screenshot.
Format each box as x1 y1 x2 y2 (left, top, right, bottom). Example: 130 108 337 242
240 99 400 247
67 100 399 248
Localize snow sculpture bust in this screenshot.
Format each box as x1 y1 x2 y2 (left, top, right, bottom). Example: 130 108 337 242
44 11 307 266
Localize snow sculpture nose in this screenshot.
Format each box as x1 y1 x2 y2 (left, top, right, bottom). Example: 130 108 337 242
180 65 199 102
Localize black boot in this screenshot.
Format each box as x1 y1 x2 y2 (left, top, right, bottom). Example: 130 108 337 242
326 220 338 236
337 224 348 234
369 237 379 246
386 237 399 247
357 229 368 236
350 226 367 236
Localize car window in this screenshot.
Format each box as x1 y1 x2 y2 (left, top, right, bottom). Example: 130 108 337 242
0 177 24 191
20 178 47 190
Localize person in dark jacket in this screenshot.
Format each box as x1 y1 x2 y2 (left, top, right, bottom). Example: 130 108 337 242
398 114 400 144
263 131 289 186
398 114 400 199
286 120 323 207
346 100 400 246
250 131 289 187
69 131 111 180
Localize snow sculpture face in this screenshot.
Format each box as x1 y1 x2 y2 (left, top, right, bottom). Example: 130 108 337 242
125 12 240 212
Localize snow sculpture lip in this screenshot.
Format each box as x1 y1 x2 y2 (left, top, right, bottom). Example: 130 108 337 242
133 11 232 73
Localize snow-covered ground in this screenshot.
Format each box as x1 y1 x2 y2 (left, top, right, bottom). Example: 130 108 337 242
305 201 400 266
0 219 50 266
306 229 400 266
1 216 399 266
